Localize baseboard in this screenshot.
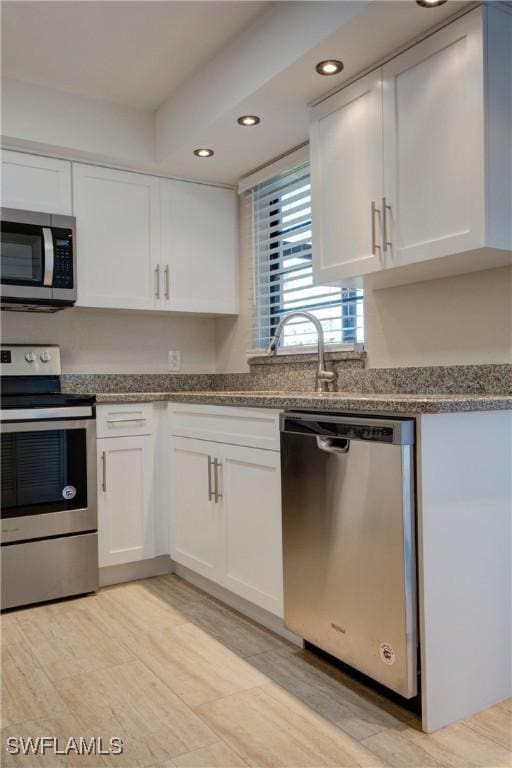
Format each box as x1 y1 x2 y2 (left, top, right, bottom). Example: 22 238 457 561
99 555 173 587
173 562 302 647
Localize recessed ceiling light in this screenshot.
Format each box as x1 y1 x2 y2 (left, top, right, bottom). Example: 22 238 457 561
316 59 344 76
237 115 261 126
193 148 214 158
416 0 447 6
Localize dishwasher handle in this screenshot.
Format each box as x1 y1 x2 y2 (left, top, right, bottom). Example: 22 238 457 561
316 436 350 454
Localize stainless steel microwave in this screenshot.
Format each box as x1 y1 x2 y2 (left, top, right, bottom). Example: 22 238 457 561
1 208 77 312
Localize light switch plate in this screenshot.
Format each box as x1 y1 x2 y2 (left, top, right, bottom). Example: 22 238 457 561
168 350 181 372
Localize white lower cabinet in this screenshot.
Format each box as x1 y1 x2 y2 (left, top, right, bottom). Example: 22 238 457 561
169 405 283 616
96 402 283 616
221 443 283 615
97 433 155 568
169 437 224 583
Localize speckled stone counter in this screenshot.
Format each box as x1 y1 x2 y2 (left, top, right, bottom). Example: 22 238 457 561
94 390 512 414
63 360 512 414
63 362 511 397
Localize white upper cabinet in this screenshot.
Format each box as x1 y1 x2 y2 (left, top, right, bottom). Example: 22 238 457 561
310 71 383 285
1 150 72 215
71 163 237 314
160 179 238 314
310 5 512 287
73 163 160 310
382 9 486 270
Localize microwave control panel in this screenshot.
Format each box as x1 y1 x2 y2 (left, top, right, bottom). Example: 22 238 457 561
53 230 74 289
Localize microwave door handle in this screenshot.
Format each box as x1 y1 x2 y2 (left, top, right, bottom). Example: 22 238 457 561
42 227 54 287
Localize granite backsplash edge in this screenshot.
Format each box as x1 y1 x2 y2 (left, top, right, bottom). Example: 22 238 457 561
61 362 512 396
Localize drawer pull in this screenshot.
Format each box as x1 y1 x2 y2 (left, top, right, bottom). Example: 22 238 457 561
106 418 146 424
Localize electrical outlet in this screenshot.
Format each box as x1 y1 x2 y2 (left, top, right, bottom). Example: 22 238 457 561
168 350 181 372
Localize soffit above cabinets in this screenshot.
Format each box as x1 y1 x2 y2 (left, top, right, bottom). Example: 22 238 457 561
2 0 471 185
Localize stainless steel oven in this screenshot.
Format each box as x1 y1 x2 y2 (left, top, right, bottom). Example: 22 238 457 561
1 208 76 312
1 345 98 609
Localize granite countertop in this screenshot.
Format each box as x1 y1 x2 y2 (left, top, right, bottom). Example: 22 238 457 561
93 390 512 414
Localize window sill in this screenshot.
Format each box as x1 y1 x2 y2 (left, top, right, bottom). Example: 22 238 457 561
247 344 366 366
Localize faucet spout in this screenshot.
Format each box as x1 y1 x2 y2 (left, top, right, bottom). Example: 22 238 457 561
265 311 336 393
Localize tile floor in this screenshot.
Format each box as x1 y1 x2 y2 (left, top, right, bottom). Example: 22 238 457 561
1 574 510 767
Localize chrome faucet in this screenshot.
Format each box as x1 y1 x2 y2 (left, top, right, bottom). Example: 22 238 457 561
266 311 336 393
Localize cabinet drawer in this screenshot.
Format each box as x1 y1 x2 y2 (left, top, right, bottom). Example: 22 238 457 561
169 404 281 451
97 403 153 438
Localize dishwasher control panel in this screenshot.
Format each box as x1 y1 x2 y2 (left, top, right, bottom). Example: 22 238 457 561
281 412 414 446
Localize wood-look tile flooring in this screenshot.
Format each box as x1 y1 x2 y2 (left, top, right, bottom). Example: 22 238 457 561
2 575 511 767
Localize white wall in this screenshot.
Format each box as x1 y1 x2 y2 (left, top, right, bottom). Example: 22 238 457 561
1 79 155 169
215 197 512 371
215 194 252 373
1 308 216 374
363 266 512 368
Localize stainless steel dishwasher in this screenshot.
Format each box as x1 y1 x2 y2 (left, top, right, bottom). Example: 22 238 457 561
281 411 417 698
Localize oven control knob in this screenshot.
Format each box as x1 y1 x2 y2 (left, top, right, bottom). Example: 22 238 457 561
40 351 51 363
25 352 36 363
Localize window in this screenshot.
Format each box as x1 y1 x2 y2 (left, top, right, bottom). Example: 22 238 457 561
251 161 363 351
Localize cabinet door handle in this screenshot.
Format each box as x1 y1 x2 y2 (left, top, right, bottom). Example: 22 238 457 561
371 201 381 257
207 456 214 501
164 265 170 300
101 451 107 492
382 196 392 253
213 458 222 504
154 264 160 299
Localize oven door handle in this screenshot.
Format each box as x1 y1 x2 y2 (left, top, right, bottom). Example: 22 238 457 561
42 227 55 287
0 418 95 434
1 406 93 423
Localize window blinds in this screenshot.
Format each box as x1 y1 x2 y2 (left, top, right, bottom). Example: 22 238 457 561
250 161 363 351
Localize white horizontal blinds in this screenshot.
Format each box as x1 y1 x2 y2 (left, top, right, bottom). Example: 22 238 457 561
252 161 363 350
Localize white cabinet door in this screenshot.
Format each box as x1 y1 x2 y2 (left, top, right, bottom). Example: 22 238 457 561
169 437 223 582
160 179 237 314
310 70 383 284
98 435 155 567
73 163 160 309
221 444 283 616
382 10 486 269
1 150 72 214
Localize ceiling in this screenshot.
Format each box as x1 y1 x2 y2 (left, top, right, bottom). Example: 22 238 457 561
155 0 470 183
1 0 471 184
1 1 271 110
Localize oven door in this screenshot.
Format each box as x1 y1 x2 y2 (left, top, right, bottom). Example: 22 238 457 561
0 215 54 301
0 418 97 543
